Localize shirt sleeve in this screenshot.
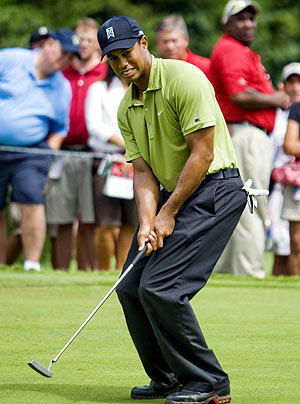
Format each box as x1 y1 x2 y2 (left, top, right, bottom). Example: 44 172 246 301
217 46 253 97
118 107 141 162
0 50 5 75
289 102 300 125
169 66 217 136
85 81 116 143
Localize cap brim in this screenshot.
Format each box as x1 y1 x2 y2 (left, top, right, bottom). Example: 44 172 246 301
283 72 300 82
61 46 81 59
244 3 260 14
101 38 138 60
223 2 260 24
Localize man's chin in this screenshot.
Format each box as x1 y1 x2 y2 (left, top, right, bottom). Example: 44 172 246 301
78 53 90 61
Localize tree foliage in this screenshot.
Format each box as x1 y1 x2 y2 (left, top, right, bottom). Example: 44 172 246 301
0 0 299 84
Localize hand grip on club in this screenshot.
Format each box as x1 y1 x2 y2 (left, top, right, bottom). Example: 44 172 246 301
51 244 148 364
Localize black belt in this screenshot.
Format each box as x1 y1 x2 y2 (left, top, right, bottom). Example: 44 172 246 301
62 145 90 151
205 168 240 181
227 121 267 133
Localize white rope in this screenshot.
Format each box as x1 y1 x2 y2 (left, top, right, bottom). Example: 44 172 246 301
0 145 123 161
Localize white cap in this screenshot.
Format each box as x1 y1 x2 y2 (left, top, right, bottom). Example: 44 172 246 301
222 0 260 25
282 62 300 82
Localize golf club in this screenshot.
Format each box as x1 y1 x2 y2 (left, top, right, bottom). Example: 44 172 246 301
28 244 148 378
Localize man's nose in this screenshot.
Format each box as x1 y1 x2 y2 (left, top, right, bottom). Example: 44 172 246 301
119 56 128 68
244 18 254 27
166 41 175 50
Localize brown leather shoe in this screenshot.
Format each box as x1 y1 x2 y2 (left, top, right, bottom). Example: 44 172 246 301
165 387 231 404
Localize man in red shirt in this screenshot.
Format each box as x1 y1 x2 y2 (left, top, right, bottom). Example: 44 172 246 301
155 14 210 77
210 0 291 278
46 18 106 270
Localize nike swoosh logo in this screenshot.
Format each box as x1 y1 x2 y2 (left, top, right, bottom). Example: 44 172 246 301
158 109 164 116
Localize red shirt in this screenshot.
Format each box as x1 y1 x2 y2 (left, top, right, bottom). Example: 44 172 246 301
209 33 276 133
62 62 107 146
185 48 210 77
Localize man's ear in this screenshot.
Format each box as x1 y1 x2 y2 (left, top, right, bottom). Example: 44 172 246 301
140 35 148 50
184 35 189 47
277 82 284 91
43 37 55 50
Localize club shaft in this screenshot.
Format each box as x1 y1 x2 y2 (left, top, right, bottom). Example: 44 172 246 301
52 245 147 363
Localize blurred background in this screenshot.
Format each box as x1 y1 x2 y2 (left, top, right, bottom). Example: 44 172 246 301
0 0 299 84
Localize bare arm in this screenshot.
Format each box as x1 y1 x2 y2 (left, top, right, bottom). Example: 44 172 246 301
231 88 291 110
284 119 300 157
132 157 160 254
47 133 65 150
108 133 126 149
152 126 214 250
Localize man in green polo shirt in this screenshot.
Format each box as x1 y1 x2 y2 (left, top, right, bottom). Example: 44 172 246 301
98 16 247 404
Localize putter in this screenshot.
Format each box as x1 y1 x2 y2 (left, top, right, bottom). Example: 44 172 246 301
28 244 148 378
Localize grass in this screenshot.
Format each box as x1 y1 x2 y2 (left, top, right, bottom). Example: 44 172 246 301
0 258 300 404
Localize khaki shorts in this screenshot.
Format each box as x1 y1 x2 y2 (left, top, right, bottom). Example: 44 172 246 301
46 156 95 224
281 185 300 222
93 174 138 228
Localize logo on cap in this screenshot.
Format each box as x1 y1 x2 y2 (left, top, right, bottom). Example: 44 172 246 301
106 27 115 40
72 35 81 45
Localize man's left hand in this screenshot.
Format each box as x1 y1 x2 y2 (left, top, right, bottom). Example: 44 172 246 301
152 208 176 250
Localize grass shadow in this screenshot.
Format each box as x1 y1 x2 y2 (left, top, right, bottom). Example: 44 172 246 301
0 383 163 403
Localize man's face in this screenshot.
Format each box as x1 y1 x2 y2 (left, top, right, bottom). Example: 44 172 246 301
284 75 300 103
156 29 189 60
75 26 99 61
106 37 150 85
226 9 257 46
43 39 74 72
30 38 48 50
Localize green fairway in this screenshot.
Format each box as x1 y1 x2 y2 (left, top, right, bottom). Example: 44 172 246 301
0 266 300 404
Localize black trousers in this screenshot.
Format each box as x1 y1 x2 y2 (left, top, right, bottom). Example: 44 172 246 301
116 174 247 392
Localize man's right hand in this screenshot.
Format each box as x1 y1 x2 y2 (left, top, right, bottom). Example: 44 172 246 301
272 90 292 110
137 224 158 256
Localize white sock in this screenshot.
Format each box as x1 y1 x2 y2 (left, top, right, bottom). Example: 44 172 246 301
24 260 41 272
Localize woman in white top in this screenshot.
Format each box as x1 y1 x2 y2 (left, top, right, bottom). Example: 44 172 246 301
85 64 138 270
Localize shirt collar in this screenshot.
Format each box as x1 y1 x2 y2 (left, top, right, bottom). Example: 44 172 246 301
146 55 161 91
128 55 161 107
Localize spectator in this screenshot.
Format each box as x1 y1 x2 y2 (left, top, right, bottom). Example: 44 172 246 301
29 26 55 50
155 14 210 76
85 64 139 270
6 26 56 265
46 18 106 271
282 95 300 276
268 63 300 275
98 15 246 404
210 0 291 278
0 28 80 271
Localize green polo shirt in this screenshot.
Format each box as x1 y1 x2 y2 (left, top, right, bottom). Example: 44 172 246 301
118 55 237 192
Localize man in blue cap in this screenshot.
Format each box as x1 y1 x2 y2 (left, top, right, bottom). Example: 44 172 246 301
97 16 247 404
29 26 55 50
0 28 80 272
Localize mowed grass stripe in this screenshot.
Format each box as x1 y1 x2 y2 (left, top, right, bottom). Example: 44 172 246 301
0 269 299 403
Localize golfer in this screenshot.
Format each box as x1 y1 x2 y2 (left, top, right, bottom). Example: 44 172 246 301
98 16 247 404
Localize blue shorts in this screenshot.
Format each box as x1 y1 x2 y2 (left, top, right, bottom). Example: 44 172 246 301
0 140 53 209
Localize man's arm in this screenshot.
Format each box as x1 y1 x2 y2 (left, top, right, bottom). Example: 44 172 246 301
47 133 65 150
132 157 161 254
284 119 300 157
231 88 291 110
151 126 214 250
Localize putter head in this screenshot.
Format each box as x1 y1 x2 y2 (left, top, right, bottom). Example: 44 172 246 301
28 360 53 378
